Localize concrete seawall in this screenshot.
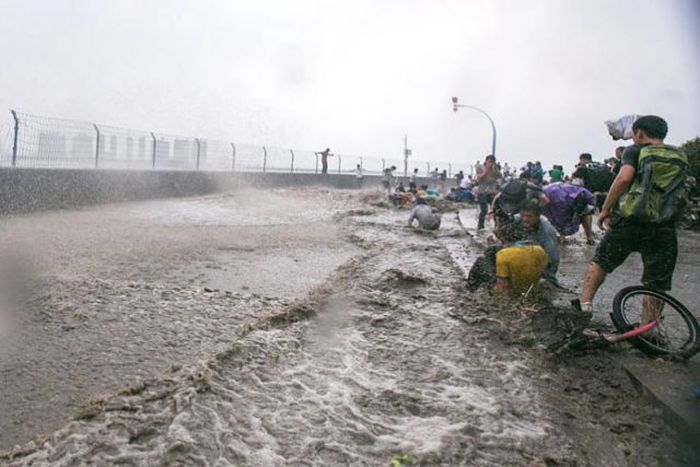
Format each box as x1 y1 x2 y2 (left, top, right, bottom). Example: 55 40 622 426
0 168 446 215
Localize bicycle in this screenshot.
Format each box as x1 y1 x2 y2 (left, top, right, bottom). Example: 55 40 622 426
531 285 700 360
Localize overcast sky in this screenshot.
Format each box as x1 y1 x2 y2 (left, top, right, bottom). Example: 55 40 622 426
1 0 698 171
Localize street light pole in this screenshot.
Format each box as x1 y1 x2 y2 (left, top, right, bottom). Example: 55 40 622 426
451 97 497 158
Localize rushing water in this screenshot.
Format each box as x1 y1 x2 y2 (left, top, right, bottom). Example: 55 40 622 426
1 190 696 465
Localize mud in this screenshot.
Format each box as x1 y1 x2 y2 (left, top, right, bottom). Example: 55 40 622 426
1 189 698 465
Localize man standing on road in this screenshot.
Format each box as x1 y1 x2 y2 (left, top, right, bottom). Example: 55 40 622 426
579 115 689 319
315 148 333 174
476 154 501 230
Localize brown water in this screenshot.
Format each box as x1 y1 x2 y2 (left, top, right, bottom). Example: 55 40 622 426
1 189 697 465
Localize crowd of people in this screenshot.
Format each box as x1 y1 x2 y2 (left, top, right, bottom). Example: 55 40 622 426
466 114 690 336
388 115 690 334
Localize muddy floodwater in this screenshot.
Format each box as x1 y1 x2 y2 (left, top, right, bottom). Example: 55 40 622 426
1 187 698 465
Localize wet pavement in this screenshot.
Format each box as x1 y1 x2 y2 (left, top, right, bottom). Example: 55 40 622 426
1 189 698 465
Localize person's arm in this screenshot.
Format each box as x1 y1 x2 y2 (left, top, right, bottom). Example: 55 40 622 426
490 192 500 213
539 193 550 207
493 254 510 296
494 277 509 296
476 165 490 182
598 165 635 229
407 209 416 227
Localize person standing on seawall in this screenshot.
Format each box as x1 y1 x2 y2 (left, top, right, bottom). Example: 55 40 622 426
409 168 419 192
315 148 333 174
355 164 364 188
476 154 501 230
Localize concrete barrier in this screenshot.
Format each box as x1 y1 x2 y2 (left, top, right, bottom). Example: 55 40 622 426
0 168 446 215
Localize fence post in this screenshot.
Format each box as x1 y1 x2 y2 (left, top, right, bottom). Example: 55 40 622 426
231 143 236 172
381 158 385 171
150 132 157 169
290 149 294 173
195 138 201 170
10 110 19 167
426 162 430 175
262 146 267 173
337 154 342 174
92 123 101 168
448 163 452 177
315 153 319 174
360 156 363 168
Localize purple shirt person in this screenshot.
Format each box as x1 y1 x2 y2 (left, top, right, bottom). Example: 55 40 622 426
542 182 596 244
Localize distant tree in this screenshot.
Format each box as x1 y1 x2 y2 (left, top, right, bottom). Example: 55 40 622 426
680 136 700 172
680 136 700 195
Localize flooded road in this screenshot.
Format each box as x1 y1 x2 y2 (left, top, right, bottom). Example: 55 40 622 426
1 189 697 465
0 188 359 451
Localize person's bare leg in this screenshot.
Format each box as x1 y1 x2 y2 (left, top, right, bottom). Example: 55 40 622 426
640 295 665 338
641 295 663 324
581 215 594 244
580 262 607 311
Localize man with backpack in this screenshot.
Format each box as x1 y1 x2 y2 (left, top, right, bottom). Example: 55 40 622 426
579 115 688 317
573 153 616 209
492 172 544 230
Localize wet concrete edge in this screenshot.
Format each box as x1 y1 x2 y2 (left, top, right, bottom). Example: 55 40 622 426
623 361 700 440
0 169 454 216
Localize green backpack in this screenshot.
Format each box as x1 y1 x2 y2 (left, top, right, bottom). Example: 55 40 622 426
618 144 688 224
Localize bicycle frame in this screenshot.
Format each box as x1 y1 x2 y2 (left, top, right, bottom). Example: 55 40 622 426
583 316 661 343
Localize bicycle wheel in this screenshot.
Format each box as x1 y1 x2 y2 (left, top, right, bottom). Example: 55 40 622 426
611 286 700 359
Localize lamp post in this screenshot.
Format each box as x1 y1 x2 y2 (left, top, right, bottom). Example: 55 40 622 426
451 97 497 158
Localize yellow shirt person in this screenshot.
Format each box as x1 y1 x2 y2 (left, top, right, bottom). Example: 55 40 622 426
493 243 549 297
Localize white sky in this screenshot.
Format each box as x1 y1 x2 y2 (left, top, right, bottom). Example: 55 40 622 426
1 0 698 172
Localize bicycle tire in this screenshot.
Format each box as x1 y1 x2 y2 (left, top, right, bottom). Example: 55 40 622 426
611 286 700 359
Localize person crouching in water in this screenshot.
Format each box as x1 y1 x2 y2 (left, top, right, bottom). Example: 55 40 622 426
407 199 441 230
540 181 596 245
466 222 549 297
513 200 561 287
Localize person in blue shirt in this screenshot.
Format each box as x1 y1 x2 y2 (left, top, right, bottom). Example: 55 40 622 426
514 200 560 285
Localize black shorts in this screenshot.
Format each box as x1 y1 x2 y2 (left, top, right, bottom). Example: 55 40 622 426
591 220 677 290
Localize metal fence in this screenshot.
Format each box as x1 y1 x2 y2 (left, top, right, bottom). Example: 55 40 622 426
1 110 474 178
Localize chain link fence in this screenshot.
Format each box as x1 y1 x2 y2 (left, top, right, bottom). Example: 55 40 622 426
0 110 474 178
